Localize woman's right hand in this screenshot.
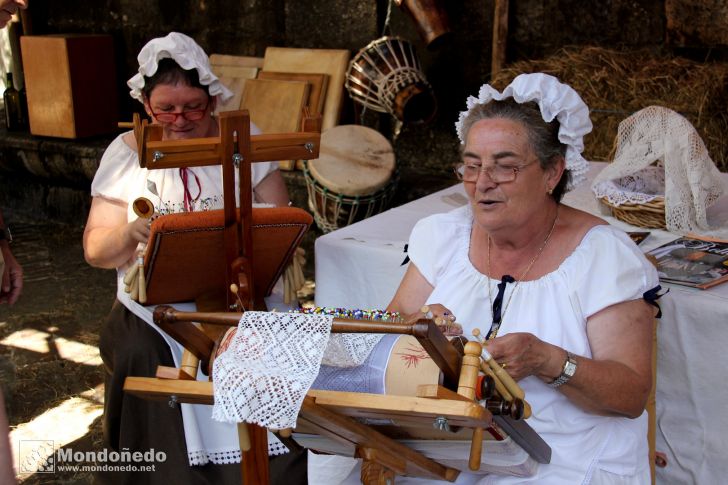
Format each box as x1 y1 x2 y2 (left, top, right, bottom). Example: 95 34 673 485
84 197 150 269
126 216 152 245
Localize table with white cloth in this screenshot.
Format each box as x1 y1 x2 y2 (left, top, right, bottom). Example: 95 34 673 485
315 161 728 485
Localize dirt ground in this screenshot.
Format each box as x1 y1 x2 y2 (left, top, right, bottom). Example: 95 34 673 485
0 221 116 484
0 216 318 484
0 218 116 483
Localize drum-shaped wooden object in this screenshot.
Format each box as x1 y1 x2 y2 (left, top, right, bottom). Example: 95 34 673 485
384 335 442 396
345 36 437 124
304 125 398 233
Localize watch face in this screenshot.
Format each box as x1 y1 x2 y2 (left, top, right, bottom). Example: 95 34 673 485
564 359 577 377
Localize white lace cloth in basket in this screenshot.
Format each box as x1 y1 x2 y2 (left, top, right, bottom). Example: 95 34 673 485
212 311 382 429
592 105 728 239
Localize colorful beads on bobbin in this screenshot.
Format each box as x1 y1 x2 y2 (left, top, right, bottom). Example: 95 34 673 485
293 306 402 322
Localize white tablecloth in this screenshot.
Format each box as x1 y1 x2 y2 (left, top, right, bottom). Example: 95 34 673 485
315 162 728 485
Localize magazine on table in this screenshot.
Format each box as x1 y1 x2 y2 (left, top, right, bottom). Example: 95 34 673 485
647 235 728 289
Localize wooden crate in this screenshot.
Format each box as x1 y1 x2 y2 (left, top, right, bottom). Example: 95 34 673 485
20 34 118 138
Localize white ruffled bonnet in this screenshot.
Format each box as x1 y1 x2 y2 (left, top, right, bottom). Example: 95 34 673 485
127 32 233 104
455 73 593 191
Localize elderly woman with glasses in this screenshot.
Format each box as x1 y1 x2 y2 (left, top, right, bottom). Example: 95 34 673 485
383 74 662 484
83 33 302 484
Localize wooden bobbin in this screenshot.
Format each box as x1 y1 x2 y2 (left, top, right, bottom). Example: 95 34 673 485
487 357 525 400
129 272 139 301
132 197 155 219
480 362 531 419
137 260 147 304
480 361 513 402
123 263 139 287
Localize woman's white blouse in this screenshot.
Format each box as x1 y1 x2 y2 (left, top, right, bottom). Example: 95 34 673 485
407 205 659 484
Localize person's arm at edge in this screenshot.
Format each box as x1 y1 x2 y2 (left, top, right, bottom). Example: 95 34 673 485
0 208 22 305
559 299 655 418
0 0 27 29
83 197 149 269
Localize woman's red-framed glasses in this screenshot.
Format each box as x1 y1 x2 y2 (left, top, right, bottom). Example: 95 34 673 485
149 99 210 123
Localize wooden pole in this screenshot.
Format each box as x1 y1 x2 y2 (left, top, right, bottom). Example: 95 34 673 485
491 0 509 77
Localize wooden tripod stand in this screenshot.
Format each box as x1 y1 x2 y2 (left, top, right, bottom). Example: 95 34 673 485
129 109 321 483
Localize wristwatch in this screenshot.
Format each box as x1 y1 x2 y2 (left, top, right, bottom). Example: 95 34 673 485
548 351 577 388
0 226 11 243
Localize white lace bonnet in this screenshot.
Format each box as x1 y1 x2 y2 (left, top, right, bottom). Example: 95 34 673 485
127 32 233 104
455 73 593 191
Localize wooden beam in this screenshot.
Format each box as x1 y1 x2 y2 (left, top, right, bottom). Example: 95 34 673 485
491 0 509 77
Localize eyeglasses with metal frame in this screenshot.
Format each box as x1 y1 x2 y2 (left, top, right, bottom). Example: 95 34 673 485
453 160 538 184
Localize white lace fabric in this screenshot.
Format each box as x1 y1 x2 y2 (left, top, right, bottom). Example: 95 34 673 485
187 436 289 466
212 311 382 429
592 106 728 239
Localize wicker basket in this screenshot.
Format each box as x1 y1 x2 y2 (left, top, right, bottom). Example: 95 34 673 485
600 197 666 229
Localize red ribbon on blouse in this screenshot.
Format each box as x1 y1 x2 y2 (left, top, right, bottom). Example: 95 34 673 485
179 168 202 212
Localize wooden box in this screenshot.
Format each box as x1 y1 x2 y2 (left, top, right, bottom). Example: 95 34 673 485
20 34 118 138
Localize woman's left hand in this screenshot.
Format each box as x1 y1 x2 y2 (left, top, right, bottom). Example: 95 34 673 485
484 332 557 382
404 303 463 336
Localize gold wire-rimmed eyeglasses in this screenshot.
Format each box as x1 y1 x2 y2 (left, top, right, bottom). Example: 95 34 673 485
453 160 538 183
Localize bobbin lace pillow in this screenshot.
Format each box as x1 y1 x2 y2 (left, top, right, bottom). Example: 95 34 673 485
323 333 383 367
592 106 728 238
212 311 382 429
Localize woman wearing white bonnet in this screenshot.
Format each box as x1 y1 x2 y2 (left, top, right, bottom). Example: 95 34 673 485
84 32 302 484
370 73 662 484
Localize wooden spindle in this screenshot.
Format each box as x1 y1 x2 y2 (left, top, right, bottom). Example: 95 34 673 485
457 341 484 471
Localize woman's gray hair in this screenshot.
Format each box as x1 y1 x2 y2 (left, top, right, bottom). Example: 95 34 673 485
459 98 570 201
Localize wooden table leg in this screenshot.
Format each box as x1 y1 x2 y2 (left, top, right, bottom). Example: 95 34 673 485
358 447 398 485
241 423 269 484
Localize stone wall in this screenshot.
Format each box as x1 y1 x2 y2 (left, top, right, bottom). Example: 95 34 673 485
6 0 722 221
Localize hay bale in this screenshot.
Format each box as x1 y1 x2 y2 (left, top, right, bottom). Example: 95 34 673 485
491 46 728 171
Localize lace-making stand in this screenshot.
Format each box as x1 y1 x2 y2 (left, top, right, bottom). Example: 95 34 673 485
129 109 321 483
126 307 551 483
